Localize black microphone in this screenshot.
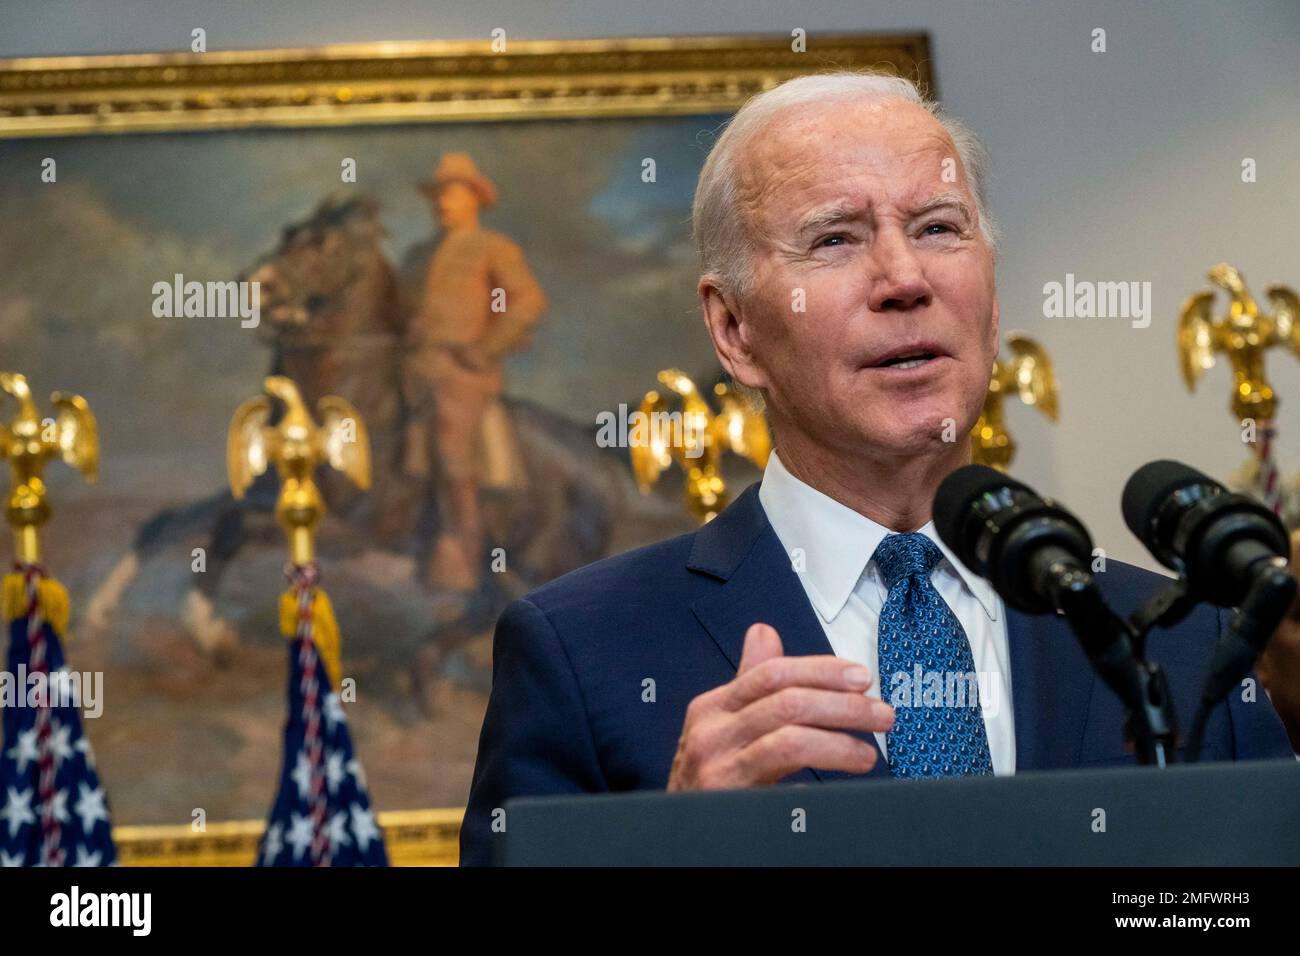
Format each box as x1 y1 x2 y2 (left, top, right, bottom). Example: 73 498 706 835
933 464 1096 615
1121 459 1290 608
935 464 1179 766
1122 459 1295 759
935 463 1190 764
930 468 1175 759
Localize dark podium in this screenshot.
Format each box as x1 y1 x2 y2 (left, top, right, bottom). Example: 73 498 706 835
501 759 1300 865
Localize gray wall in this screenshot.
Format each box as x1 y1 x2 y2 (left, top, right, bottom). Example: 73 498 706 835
4 0 1299 568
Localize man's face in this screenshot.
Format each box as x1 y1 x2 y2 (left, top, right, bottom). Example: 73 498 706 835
434 180 480 230
720 97 999 459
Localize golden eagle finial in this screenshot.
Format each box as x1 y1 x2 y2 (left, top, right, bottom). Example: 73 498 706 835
1178 262 1300 421
630 369 771 523
0 372 98 563
227 375 370 564
972 333 1059 473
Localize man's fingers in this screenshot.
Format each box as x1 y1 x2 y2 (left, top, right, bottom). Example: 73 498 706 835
674 629 887 790
724 653 874 710
732 724 879 784
721 687 894 752
737 623 783 674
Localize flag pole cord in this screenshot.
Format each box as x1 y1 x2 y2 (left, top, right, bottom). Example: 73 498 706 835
288 561 331 867
13 561 64 866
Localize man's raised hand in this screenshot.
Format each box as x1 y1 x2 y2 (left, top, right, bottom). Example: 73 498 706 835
666 622 894 790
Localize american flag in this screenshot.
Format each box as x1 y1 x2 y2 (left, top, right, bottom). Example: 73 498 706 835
0 564 116 867
257 563 387 866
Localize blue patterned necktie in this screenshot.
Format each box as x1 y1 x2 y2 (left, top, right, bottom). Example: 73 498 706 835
873 532 993 778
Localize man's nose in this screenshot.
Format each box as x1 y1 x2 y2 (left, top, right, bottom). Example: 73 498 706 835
867 233 931 312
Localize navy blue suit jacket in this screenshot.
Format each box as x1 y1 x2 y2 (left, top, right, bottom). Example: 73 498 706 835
460 482 1294 865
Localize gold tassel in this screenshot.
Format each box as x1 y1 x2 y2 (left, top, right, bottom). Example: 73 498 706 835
279 587 342 691
2 572 71 637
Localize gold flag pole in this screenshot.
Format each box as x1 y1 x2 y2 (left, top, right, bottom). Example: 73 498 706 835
1 372 98 564
226 374 371 689
0 373 115 867
226 375 388 867
1178 263 1300 517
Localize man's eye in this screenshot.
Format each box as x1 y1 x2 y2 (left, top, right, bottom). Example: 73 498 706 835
816 234 848 248
921 222 956 236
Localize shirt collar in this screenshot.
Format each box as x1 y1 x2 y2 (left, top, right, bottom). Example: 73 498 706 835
757 450 1001 624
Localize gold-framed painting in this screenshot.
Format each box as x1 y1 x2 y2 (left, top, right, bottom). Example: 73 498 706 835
0 32 931 865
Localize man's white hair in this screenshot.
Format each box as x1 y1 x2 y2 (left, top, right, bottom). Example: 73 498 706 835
693 70 998 300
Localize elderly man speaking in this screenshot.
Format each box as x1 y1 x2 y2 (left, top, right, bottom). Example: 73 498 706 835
459 72 1298 865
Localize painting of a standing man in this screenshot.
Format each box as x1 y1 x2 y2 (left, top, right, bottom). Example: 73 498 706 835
401 153 548 593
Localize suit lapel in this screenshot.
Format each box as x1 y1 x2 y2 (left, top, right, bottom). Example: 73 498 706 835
1006 606 1095 771
687 484 889 782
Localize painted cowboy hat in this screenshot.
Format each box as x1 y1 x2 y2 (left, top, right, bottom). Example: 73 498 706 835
417 152 499 208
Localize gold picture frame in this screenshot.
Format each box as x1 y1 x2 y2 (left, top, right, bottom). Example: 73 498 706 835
114 809 462 866
2 32 931 865
0 33 932 138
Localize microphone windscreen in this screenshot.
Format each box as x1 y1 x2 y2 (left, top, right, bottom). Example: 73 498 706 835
1120 460 1218 543
932 464 1029 558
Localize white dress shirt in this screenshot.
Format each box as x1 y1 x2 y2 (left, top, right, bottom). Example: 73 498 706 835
758 450 1016 775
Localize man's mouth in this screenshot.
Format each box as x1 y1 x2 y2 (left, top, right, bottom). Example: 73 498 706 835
867 343 948 370
878 352 937 370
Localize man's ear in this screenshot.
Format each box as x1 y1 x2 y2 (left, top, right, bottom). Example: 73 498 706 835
699 276 768 391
